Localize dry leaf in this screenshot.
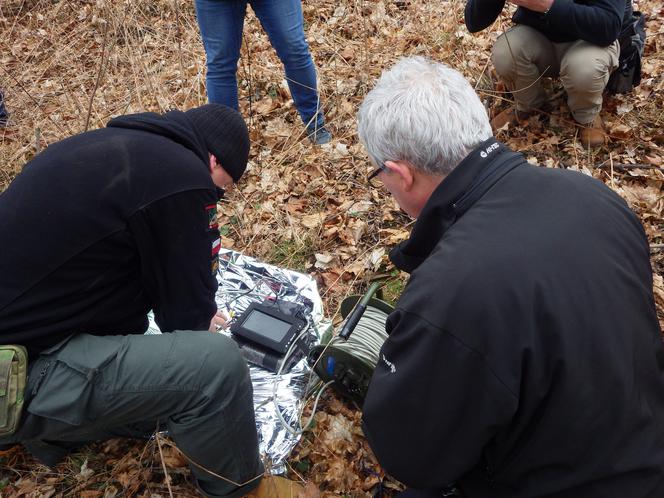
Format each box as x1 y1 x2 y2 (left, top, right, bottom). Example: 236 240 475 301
301 213 325 229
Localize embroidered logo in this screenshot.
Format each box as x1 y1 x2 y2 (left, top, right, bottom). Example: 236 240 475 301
382 354 396 374
480 142 499 158
206 204 218 229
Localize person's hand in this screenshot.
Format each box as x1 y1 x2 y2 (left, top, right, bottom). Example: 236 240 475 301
208 309 230 332
508 0 554 13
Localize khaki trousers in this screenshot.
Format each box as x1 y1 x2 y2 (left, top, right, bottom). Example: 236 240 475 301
492 25 619 125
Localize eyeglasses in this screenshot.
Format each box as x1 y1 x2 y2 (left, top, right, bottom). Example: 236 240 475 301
367 163 387 187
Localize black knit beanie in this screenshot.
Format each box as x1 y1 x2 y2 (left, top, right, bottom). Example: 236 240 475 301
185 104 249 183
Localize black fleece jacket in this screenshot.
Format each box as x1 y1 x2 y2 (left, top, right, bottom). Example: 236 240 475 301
0 111 221 356
465 0 632 47
362 139 664 497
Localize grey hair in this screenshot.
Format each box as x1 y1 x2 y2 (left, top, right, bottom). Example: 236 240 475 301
357 56 492 176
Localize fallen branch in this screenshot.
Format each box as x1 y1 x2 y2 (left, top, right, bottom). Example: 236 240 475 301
595 163 663 171
557 162 664 171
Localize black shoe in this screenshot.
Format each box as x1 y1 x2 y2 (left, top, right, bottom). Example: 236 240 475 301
23 440 84 468
306 125 331 145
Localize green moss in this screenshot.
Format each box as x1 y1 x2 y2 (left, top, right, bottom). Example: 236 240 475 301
379 270 407 305
268 235 315 272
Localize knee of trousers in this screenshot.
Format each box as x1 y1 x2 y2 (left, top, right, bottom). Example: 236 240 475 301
205 51 241 74
560 55 611 93
274 43 313 70
492 34 523 80
195 334 252 401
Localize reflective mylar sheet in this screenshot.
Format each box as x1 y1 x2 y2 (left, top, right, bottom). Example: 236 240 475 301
147 249 329 472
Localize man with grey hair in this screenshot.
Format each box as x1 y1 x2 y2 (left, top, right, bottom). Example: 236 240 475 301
359 56 664 497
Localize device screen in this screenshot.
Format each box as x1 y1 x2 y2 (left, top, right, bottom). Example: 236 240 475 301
242 310 292 342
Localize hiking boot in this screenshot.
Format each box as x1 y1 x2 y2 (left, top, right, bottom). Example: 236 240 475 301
306 125 331 145
243 475 318 498
23 440 85 468
578 115 606 147
490 107 535 131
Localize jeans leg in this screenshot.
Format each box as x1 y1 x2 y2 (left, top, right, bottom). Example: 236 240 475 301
195 0 248 109
251 0 324 128
11 332 262 498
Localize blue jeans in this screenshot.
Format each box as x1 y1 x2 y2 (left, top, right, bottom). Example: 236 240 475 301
195 0 324 129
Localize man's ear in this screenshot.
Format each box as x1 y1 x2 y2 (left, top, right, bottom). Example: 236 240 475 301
208 153 217 174
385 160 416 191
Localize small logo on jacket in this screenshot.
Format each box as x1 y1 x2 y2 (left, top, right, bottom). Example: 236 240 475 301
480 142 499 158
382 354 396 373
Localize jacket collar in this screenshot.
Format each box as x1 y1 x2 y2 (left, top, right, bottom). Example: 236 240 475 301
389 138 518 273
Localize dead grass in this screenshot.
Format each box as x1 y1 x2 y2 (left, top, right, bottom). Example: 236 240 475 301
1 0 663 496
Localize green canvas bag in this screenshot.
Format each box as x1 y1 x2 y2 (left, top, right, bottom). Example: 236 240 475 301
0 345 28 437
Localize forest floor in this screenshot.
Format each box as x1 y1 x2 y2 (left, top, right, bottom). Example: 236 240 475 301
0 0 662 496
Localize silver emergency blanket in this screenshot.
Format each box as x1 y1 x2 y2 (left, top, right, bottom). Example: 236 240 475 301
147 248 329 472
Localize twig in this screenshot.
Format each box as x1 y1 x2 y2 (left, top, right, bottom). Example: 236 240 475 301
155 430 175 498
609 152 615 190
473 56 492 92
172 0 185 82
242 28 254 128
84 17 110 132
595 163 663 171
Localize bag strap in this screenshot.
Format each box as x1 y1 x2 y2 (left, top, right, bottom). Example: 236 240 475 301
0 350 13 397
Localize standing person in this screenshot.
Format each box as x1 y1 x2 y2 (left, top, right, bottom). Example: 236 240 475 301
0 104 266 498
465 0 634 147
194 0 331 145
358 56 664 497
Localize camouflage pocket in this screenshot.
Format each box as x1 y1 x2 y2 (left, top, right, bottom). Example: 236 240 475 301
0 345 28 437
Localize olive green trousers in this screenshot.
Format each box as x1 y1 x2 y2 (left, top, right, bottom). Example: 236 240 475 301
1 331 263 498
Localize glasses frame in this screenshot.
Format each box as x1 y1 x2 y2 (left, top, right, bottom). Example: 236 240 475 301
367 163 388 187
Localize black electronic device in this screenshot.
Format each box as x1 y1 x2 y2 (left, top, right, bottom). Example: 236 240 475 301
230 302 307 372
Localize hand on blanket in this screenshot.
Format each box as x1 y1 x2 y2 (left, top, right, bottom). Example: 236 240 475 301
209 309 231 332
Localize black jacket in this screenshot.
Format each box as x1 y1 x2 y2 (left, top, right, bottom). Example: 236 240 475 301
362 138 664 497
465 0 633 47
0 111 221 356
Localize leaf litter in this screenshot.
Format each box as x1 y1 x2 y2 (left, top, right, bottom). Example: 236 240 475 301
0 0 663 495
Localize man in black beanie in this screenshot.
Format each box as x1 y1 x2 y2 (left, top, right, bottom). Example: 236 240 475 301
0 104 266 497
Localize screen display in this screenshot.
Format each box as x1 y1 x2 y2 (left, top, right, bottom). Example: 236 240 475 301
241 310 292 342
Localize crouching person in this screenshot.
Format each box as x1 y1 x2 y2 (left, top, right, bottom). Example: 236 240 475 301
358 57 664 497
465 0 634 147
0 104 264 497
